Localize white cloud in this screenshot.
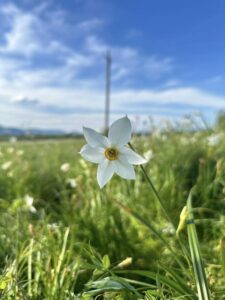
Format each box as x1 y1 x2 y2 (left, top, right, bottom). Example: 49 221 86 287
0 3 88 58
85 35 107 54
65 52 94 68
0 2 223 132
0 3 44 56
85 35 173 82
144 56 173 78
112 87 225 109
1 83 224 130
0 2 175 84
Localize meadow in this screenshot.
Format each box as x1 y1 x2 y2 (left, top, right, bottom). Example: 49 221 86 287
0 116 225 299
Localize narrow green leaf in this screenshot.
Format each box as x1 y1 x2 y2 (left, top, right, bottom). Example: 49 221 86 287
221 237 225 280
187 191 211 300
117 270 196 299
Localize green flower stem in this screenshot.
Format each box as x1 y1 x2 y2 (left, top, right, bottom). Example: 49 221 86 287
129 142 191 265
128 142 175 227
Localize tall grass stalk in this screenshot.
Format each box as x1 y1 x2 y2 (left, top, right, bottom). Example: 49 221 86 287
28 237 34 297
187 191 211 300
33 251 41 296
221 237 225 281
52 227 70 296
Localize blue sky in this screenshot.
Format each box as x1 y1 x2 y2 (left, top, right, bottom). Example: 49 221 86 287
0 0 225 131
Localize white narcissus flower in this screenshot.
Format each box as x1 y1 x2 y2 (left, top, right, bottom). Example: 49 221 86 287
144 149 154 161
60 163 70 172
207 133 221 146
79 116 147 188
66 178 77 188
1 161 12 171
17 150 24 156
24 195 37 213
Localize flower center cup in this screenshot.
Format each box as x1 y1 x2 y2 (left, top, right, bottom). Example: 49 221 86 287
104 147 119 161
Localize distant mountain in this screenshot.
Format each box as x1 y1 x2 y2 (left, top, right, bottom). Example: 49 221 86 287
0 125 66 136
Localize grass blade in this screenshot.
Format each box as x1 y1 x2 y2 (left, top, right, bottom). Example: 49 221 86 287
221 237 225 281
187 191 211 300
117 270 196 299
114 199 186 271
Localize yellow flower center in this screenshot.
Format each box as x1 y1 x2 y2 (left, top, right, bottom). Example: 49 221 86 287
104 147 119 161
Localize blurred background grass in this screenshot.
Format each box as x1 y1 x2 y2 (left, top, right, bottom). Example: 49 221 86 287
0 115 224 298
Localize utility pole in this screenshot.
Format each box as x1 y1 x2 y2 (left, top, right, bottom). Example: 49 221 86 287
104 50 111 133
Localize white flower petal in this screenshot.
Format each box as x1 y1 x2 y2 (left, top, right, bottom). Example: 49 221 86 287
83 127 109 148
25 195 34 206
79 144 104 164
119 147 147 165
114 159 135 180
30 206 37 213
108 116 131 147
97 159 115 188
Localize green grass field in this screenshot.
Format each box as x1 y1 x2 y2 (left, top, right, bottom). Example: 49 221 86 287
0 119 225 299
